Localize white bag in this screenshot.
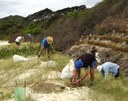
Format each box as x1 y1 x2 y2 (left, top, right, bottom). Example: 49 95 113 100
95 52 101 63
40 61 57 68
13 54 29 62
61 59 74 79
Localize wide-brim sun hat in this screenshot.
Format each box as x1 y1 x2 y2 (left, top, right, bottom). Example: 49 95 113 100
97 65 102 72
47 36 53 44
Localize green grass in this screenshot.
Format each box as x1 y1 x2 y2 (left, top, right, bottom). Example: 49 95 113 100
0 42 40 59
0 43 72 100
0 42 128 101
89 70 128 101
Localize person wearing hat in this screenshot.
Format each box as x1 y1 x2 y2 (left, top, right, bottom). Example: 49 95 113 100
15 36 24 46
38 36 53 58
97 62 120 79
71 51 100 86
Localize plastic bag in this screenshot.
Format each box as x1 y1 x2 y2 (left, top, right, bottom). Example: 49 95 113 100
13 54 29 62
40 61 57 68
61 59 74 79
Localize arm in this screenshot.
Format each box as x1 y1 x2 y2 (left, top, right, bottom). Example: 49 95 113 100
71 69 78 83
74 69 88 84
104 68 109 79
38 46 44 58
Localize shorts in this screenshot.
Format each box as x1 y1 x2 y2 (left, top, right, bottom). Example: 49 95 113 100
90 61 96 68
83 61 96 69
16 42 20 45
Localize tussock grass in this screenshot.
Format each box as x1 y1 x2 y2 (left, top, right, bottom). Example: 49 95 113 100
1 42 128 100
0 50 71 100
0 42 40 59
89 71 128 101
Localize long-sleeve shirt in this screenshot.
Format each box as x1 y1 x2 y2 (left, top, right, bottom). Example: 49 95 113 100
102 62 119 78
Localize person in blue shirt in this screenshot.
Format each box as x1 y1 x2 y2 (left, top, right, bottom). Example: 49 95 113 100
97 62 120 79
38 36 53 58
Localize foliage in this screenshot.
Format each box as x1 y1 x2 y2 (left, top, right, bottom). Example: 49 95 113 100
23 27 42 35
0 0 128 51
0 43 40 59
0 15 24 35
89 71 128 101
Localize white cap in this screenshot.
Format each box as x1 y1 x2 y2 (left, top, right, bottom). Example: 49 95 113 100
95 52 101 63
97 65 103 72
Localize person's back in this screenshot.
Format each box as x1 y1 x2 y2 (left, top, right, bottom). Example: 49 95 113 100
102 62 119 78
15 36 24 45
41 38 50 48
76 53 95 67
15 36 22 42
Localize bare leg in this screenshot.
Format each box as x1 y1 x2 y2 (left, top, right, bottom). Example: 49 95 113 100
90 68 94 81
38 46 44 58
77 70 81 79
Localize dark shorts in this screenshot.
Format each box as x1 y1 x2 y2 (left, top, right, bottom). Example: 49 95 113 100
83 61 96 69
90 61 96 68
114 68 120 78
16 42 20 45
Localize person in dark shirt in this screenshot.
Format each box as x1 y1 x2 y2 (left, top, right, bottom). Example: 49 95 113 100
71 46 100 85
71 51 98 86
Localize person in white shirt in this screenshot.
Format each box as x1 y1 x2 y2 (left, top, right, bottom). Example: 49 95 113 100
97 62 120 79
15 36 24 45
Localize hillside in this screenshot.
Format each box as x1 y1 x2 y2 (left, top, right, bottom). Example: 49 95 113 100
0 0 127 50
0 0 128 100
0 15 24 36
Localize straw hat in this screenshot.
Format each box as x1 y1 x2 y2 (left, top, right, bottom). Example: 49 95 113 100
47 36 53 44
97 65 103 72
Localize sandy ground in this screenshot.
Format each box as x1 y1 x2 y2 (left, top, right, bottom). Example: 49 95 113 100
0 41 92 101
6 86 92 101
27 86 92 101
2 59 92 101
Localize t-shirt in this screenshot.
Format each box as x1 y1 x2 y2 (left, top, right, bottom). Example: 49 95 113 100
41 38 50 48
15 36 22 42
76 53 95 67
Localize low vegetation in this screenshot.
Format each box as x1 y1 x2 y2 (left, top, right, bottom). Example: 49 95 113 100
0 43 128 101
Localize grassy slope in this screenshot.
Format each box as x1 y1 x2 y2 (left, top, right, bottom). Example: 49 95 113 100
0 43 128 101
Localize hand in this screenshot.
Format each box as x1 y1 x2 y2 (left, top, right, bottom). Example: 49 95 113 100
71 79 81 85
74 79 81 84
